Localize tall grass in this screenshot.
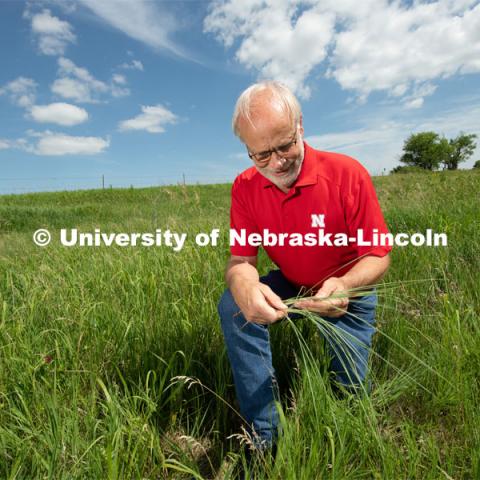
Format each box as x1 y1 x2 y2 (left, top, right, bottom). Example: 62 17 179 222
0 170 479 478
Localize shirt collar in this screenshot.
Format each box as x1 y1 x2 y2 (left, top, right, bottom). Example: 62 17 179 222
259 141 318 189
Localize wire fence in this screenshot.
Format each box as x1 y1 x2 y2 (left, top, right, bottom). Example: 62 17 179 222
0 173 237 195
0 168 395 195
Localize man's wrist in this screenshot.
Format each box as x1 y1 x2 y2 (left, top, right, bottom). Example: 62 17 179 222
338 274 356 291
226 261 259 288
338 255 391 292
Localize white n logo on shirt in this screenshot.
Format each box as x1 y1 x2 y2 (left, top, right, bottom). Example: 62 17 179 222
311 214 326 228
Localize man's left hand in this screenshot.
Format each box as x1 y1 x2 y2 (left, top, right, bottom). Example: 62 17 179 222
294 277 349 318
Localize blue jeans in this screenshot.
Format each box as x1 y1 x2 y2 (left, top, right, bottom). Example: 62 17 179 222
218 269 377 446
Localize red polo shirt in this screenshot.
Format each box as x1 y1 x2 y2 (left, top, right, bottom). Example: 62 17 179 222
230 142 391 289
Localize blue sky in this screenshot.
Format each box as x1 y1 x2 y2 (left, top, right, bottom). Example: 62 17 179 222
1 0 479 194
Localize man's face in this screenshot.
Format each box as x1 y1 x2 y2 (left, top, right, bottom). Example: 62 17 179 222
238 101 305 191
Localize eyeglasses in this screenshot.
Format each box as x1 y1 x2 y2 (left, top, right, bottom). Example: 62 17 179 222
247 131 298 167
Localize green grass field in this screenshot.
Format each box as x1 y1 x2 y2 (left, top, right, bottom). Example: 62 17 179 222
0 170 479 479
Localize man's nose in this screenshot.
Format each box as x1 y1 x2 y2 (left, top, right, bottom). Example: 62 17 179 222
270 150 286 166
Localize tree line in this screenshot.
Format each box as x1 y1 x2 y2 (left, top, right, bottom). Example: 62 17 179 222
391 132 478 174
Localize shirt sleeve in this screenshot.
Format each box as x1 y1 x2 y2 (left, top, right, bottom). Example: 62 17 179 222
344 171 392 258
229 179 259 257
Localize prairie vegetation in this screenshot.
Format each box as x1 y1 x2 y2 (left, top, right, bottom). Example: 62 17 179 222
0 170 479 479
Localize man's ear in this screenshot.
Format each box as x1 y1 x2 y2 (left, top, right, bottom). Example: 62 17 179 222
298 114 304 136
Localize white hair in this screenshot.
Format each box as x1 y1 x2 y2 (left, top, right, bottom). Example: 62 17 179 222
232 81 302 140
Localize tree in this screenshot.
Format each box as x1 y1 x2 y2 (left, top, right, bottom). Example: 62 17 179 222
473 160 480 169
444 133 477 170
400 132 451 171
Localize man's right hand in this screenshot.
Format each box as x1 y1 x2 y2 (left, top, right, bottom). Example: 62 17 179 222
226 255 288 325
232 281 288 325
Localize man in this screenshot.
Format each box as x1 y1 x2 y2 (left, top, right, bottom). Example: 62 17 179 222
218 81 391 450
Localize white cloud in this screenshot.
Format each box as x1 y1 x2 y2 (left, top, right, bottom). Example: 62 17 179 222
51 57 129 103
327 1 480 102
0 130 108 156
29 102 88 126
112 74 126 85
111 86 130 98
0 136 32 152
205 1 335 98
111 84 130 98
205 0 480 104
401 82 438 109
118 104 178 134
119 59 144 71
77 0 186 57
404 98 425 110
0 139 11 150
27 130 109 155
110 74 130 97
51 77 94 103
30 9 76 55
306 123 403 174
57 57 108 91
0 77 37 107
305 94 480 173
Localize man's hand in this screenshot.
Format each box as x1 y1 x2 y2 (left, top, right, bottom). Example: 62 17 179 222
294 277 349 318
225 255 288 325
293 255 391 317
233 281 288 325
